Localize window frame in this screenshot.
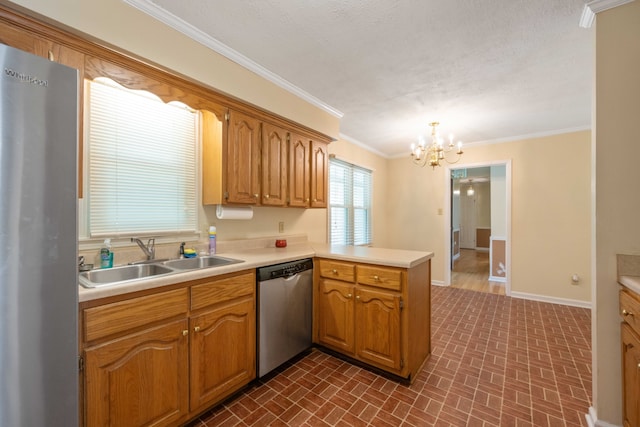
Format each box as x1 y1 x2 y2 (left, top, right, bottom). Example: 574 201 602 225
78 78 202 248
328 157 373 246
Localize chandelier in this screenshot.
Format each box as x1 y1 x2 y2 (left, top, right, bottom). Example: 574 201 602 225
410 122 463 168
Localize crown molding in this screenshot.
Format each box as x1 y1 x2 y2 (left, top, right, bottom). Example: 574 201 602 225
579 0 636 28
122 0 344 119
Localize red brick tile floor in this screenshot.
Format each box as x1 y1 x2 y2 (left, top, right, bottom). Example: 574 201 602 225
188 286 592 426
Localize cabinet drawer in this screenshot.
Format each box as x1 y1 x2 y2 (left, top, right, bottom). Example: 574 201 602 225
318 259 355 282
621 289 640 336
84 288 188 342
191 271 255 311
357 265 402 291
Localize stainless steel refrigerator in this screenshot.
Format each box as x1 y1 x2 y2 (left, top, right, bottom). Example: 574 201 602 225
0 43 78 426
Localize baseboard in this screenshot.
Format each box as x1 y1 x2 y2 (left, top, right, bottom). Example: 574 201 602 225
586 406 621 427
431 280 446 287
510 291 592 309
475 247 489 252
489 276 507 283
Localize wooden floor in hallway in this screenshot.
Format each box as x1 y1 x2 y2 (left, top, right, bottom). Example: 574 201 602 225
451 249 505 295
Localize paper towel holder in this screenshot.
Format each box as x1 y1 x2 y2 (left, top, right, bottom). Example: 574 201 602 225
216 204 254 220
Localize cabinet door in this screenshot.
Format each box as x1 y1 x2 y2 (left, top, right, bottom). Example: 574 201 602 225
85 319 189 427
226 110 261 204
190 298 256 412
310 140 328 208
317 279 355 353
622 323 640 427
288 133 311 207
355 287 401 371
261 122 288 206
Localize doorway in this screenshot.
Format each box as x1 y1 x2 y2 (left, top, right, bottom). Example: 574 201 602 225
444 161 511 295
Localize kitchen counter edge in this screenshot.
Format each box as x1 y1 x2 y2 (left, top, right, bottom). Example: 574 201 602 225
78 243 434 303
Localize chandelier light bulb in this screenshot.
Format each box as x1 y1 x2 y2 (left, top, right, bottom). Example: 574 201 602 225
410 122 464 169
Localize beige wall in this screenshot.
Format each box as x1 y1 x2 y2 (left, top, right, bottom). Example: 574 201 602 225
593 1 640 424
387 131 592 303
6 0 340 139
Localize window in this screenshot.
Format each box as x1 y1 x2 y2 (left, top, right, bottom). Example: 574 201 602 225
84 78 199 238
329 158 372 245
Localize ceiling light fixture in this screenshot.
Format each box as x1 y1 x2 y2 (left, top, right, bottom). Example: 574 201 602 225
410 122 463 168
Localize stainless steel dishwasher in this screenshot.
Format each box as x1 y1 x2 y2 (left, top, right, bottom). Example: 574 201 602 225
257 258 313 378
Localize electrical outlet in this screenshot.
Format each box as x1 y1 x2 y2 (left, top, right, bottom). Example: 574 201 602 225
278 221 284 233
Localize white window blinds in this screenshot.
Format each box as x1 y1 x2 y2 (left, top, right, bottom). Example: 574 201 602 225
329 158 372 246
87 78 198 237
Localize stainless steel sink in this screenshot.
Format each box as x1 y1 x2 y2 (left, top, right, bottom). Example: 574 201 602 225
162 255 243 270
79 264 175 288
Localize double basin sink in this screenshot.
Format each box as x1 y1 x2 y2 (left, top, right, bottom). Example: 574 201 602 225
79 255 244 288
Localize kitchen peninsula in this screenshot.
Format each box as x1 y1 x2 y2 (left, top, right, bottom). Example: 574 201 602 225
78 237 432 426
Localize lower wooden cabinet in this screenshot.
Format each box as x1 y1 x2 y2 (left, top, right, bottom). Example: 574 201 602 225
621 288 640 427
355 287 401 371
85 319 190 427
80 270 256 427
314 258 430 382
622 323 640 427
189 273 255 413
317 279 355 353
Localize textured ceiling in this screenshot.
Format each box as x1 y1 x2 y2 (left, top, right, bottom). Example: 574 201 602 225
144 0 592 157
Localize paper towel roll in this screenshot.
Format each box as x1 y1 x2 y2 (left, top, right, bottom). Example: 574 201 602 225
216 205 254 220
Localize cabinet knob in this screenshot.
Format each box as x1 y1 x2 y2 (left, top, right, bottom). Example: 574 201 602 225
264 194 270 199
182 330 188 336
313 198 317 202
332 269 338 274
356 295 361 300
194 326 201 332
623 309 634 317
373 275 380 282
305 198 310 202
347 293 352 298
637 363 640 370
253 193 259 198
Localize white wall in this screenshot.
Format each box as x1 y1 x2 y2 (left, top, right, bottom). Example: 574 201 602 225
593 1 640 424
491 165 507 237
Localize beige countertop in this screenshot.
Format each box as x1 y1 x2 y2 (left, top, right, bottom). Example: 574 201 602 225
620 276 640 295
79 243 434 303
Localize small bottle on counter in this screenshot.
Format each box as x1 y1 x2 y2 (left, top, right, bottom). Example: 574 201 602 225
209 226 216 255
100 238 113 268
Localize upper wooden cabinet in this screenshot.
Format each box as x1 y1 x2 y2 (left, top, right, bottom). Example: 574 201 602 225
310 141 329 208
225 110 262 204
261 122 288 206
203 111 330 208
0 4 333 207
288 132 311 207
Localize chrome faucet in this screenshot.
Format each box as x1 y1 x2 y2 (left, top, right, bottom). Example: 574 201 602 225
131 237 155 260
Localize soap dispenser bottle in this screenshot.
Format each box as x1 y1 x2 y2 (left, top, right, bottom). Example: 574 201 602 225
209 226 216 255
100 238 113 268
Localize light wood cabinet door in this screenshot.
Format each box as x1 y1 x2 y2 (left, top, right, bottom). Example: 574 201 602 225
84 319 189 427
310 140 328 208
190 298 256 412
317 279 355 354
226 110 261 204
622 323 640 427
355 287 402 371
261 122 288 206
288 132 311 207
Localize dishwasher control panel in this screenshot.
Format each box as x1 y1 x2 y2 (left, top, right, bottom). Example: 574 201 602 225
257 258 313 281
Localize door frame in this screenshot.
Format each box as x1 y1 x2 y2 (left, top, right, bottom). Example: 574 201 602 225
444 160 512 295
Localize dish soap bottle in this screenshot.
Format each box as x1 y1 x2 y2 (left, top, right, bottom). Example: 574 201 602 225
209 226 216 255
100 238 113 268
